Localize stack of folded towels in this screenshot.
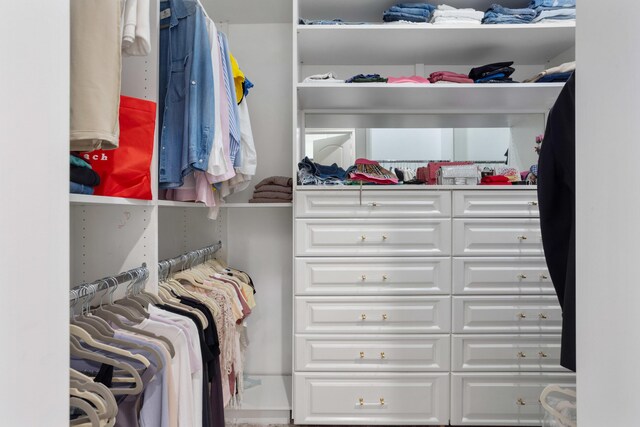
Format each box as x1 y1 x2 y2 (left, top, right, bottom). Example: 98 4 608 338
469 61 516 83
70 154 101 195
429 71 474 84
525 61 575 83
383 3 435 23
483 4 537 24
249 176 293 203
431 4 484 25
529 0 576 23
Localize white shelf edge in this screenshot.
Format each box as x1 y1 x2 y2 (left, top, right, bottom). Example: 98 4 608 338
296 185 537 191
70 194 155 206
221 203 293 208
297 82 565 89
157 200 207 208
297 22 575 31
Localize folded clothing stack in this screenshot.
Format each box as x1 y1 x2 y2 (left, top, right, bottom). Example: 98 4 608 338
483 4 536 25
249 176 293 203
529 0 576 23
388 75 430 84
70 154 101 195
525 61 575 83
431 4 484 25
480 175 512 185
383 3 435 23
298 156 348 185
469 61 517 83
348 159 399 185
346 74 388 83
429 71 474 84
303 72 345 83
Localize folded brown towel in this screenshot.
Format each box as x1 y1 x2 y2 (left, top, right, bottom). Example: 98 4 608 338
249 198 293 204
249 191 292 201
254 185 292 194
254 176 292 189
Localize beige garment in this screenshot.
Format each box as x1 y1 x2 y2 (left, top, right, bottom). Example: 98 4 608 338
70 0 123 151
524 61 576 83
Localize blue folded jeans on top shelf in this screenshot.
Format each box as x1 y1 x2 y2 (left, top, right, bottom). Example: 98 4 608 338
395 3 436 11
487 4 536 18
388 6 431 17
528 0 575 9
537 72 573 82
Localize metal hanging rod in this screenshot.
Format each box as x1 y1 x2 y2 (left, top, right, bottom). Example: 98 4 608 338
158 241 223 281
377 159 506 164
69 263 149 302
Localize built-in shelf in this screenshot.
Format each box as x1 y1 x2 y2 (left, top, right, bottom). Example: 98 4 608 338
296 185 537 191
70 194 155 206
298 82 564 113
299 0 550 24
297 22 575 66
157 200 207 208
222 203 293 208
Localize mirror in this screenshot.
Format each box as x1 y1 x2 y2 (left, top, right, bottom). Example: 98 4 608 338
304 127 511 170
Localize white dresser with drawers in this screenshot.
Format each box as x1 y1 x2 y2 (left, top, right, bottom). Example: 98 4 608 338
293 187 574 426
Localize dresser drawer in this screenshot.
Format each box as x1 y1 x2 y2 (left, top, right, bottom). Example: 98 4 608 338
295 190 451 218
453 218 543 256
295 257 451 296
295 334 450 372
295 296 451 334
452 335 565 372
451 373 575 426
453 257 554 295
294 372 450 425
453 191 539 218
296 218 451 257
452 296 561 333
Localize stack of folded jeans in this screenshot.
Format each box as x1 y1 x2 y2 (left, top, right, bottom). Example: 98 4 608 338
469 61 517 83
431 4 484 24
346 74 388 83
429 71 474 83
70 154 101 195
529 0 576 23
482 4 536 24
249 176 293 203
383 3 435 23
298 157 348 185
525 61 575 83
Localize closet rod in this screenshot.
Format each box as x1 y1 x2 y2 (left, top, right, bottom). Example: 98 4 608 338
158 241 222 280
377 159 506 164
69 264 149 302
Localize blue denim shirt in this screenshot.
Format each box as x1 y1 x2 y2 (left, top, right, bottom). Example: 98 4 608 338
159 0 215 189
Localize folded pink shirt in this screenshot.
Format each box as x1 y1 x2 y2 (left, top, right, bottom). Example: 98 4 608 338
387 75 431 84
429 71 474 84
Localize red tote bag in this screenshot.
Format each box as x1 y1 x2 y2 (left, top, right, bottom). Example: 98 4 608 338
83 96 157 199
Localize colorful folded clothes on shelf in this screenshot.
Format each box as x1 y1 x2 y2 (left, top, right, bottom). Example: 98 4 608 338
431 4 483 25
249 176 293 203
346 74 388 83
383 3 436 23
429 71 474 83
483 4 536 25
348 158 399 185
524 61 575 82
387 75 431 84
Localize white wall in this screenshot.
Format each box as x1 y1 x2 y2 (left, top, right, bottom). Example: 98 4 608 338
576 1 640 425
0 1 69 425
367 128 452 160
453 128 511 161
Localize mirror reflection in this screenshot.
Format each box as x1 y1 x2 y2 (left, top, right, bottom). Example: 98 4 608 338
304 127 511 170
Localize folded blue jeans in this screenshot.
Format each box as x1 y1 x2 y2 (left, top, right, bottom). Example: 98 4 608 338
383 11 429 22
70 182 95 195
395 3 436 11
483 12 534 24
487 4 536 18
389 6 431 17
529 0 575 8
537 72 573 83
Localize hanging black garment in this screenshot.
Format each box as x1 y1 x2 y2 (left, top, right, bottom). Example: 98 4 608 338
537 72 576 372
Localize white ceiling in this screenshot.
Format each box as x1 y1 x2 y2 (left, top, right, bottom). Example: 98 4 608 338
201 0 293 24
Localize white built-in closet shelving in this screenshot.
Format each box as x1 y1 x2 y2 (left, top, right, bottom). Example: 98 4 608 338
292 0 576 425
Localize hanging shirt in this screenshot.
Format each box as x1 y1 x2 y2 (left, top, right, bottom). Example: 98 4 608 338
122 0 151 56
159 0 215 189
218 32 242 168
229 53 245 104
